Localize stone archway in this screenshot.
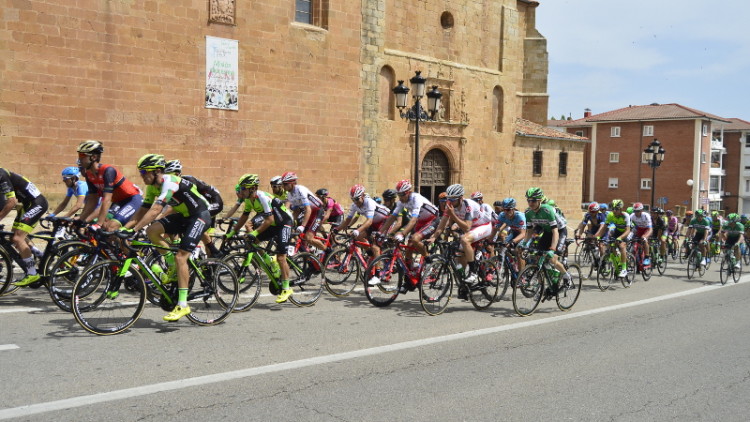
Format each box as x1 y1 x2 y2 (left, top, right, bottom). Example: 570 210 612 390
420 148 451 203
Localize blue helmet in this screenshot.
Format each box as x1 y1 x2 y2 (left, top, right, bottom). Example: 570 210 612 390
501 197 517 209
599 203 609 211
61 166 80 177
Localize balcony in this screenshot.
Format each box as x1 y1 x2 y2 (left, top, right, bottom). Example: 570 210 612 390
711 139 725 151
710 167 726 176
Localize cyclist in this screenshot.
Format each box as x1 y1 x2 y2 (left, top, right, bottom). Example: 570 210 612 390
315 188 345 228
269 176 288 201
76 140 143 231
380 179 439 270
281 172 326 253
682 210 694 235
522 187 572 283
229 174 295 303
594 199 631 278
126 154 212 321
428 184 493 298
630 202 653 266
335 184 390 258
686 209 712 267
470 191 494 219
542 197 570 259
381 188 406 232
575 202 607 260
719 213 744 269
742 214 750 244
651 207 668 261
0 168 49 287
49 166 89 219
164 160 224 256
710 211 724 234
599 202 609 218
491 197 527 270
666 209 680 243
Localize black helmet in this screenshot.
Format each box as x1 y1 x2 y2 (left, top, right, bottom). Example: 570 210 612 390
77 140 104 155
382 189 397 200
315 188 329 196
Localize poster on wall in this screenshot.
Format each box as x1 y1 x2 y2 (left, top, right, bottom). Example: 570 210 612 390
205 36 239 110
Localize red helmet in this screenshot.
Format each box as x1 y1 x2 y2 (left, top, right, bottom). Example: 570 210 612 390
281 172 297 183
588 202 600 212
633 202 644 211
470 191 483 200
395 180 412 194
350 184 366 199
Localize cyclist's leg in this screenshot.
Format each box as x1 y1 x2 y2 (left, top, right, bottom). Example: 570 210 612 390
12 199 47 285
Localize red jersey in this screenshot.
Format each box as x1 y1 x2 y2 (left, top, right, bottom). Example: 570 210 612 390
84 164 140 203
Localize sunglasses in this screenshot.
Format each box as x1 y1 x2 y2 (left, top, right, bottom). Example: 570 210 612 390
139 169 149 175
527 198 540 202
78 153 90 159
62 177 75 181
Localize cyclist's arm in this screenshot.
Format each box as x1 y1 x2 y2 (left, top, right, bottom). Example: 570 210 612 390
399 214 418 235
132 202 164 232
512 228 527 244
125 207 148 229
0 195 16 220
62 194 86 218
78 194 99 221
95 191 113 224
617 226 630 241
549 227 559 252
51 196 71 216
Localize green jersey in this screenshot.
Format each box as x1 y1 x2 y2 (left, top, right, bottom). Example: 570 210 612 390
525 204 558 234
605 211 630 233
721 222 745 238
688 217 711 233
242 190 292 226
142 174 208 217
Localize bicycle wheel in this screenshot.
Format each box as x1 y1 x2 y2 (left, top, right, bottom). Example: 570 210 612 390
557 263 582 311
596 258 615 291
622 254 636 287
655 252 667 276
323 247 361 297
679 240 690 264
573 241 583 265
469 259 500 310
732 256 742 283
47 246 97 312
364 253 402 307
419 256 452 316
743 242 750 266
0 247 14 296
698 252 708 276
185 258 238 325
640 252 653 281
287 252 324 307
72 260 146 335
493 257 510 302
221 252 262 312
512 265 543 317
719 255 730 285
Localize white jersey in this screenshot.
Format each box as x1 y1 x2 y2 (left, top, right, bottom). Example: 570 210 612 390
346 196 390 224
455 198 492 228
479 202 494 221
630 211 652 229
392 192 438 222
286 184 323 212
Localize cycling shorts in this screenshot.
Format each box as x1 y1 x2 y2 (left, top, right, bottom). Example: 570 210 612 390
156 209 211 253
108 194 143 225
12 197 49 233
414 216 438 238
635 227 650 239
466 223 493 243
257 223 292 255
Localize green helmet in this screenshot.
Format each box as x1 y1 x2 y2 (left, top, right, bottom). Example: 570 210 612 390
727 213 739 223
137 153 165 170
626 206 634 214
238 173 260 188
546 199 556 207
695 209 705 217
525 187 544 200
611 199 624 210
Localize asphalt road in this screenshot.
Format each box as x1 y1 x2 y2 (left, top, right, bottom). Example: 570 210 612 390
1 259 749 421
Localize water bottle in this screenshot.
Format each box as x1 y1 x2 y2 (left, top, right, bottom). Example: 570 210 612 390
545 264 560 284
270 255 281 278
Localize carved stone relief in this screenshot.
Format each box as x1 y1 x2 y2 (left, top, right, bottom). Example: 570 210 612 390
209 0 236 25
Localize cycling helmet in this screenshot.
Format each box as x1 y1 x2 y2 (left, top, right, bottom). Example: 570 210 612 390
666 210 673 216
741 214 749 222
281 172 297 183
270 175 282 186
501 197 517 209
493 200 503 208
61 166 80 177
588 202 600 212
633 202 644 211
655 208 665 214
599 203 609 211
711 210 719 217
626 207 634 214
525 187 544 200
164 159 182 175
315 188 329 197
77 140 104 154
373 196 382 204
382 189 397 200
238 173 260 188
395 180 412 194
470 191 483 200
349 184 366 200
445 184 465 198
547 199 557 207
611 199 624 210
438 192 448 201
695 209 705 217
137 154 166 170
727 213 739 223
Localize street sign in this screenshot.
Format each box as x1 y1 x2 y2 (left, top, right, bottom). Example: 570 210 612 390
701 197 709 205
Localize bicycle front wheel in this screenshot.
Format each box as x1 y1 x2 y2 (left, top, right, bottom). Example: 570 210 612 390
186 258 239 325
512 265 543 316
72 260 146 335
596 258 614 291
222 252 262 312
719 255 730 285
48 246 97 312
0 247 15 296
557 263 582 311
287 252 324 307
364 253 402 307
323 248 361 297
419 256 452 316
622 253 636 287
469 259 500 310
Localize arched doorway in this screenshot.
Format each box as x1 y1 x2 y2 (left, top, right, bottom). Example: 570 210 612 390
420 149 451 203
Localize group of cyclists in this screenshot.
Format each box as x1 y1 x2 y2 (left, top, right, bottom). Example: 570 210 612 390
2 139 747 327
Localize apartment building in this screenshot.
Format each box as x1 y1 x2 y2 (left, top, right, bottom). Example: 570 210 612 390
717 118 750 214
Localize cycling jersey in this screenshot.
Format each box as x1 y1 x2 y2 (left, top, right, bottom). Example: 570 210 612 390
525 204 557 234
711 217 723 232
689 217 711 234
321 197 344 222
495 210 527 232
455 198 492 228
667 216 679 232
142 175 209 217
241 190 292 226
84 164 140 203
605 212 631 234
346 196 390 226
581 212 606 234
721 222 745 239
392 192 438 223
630 212 652 229
478 202 494 220
66 180 89 198
0 168 43 206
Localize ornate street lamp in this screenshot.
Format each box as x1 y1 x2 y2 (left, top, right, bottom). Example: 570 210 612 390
393 71 441 190
644 138 666 210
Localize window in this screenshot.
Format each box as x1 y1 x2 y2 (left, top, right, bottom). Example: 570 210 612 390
701 153 706 163
746 180 750 193
575 130 584 137
608 178 619 189
702 124 708 136
745 134 750 148
610 126 621 137
641 178 652 190
295 0 328 28
609 152 620 163
700 180 706 190
710 176 721 193
532 150 543 176
643 125 654 136
379 66 395 120
641 152 649 164
558 151 568 176
492 86 504 132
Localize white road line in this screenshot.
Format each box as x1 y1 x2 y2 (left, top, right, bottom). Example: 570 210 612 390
0 307 41 314
0 281 745 420
0 344 19 351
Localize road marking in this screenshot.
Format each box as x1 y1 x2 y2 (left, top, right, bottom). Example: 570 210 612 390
0 307 41 314
0 344 19 352
0 280 745 420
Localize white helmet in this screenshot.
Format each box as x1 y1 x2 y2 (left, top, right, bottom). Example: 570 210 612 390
445 184 465 198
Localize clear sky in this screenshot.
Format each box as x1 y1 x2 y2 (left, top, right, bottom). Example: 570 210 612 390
536 0 750 121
